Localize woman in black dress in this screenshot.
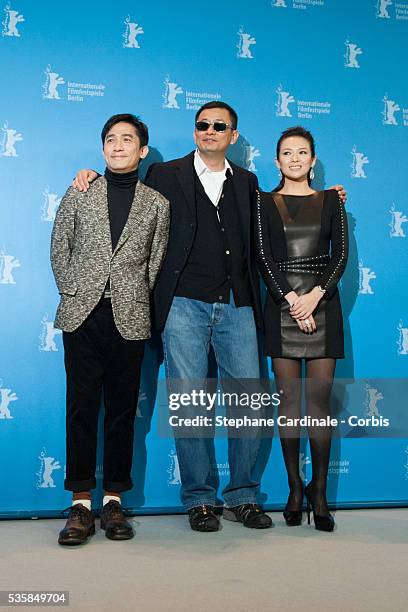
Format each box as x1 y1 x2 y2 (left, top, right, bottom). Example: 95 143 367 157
255 127 348 531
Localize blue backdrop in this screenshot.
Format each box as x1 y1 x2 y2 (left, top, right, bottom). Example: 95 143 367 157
1 0 407 517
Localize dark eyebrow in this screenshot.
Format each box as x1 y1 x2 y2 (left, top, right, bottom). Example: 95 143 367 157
106 133 135 138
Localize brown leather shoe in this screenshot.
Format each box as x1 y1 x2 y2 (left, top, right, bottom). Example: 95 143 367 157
58 504 95 546
100 500 134 540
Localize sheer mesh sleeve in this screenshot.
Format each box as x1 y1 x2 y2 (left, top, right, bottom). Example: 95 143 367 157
254 191 293 302
320 191 348 297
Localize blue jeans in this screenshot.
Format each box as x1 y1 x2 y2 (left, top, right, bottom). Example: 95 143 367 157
162 293 261 510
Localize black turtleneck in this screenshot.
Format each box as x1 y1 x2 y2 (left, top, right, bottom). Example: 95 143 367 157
104 167 138 251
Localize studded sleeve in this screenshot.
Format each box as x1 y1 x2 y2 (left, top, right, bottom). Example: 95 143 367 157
319 191 349 297
254 190 293 302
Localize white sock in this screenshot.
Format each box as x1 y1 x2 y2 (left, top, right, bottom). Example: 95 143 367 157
72 498 91 511
103 495 121 506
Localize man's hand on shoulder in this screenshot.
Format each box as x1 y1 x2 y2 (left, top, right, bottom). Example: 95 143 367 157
329 184 347 204
72 169 98 192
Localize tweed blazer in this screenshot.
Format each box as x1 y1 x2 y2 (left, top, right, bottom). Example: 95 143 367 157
50 176 170 340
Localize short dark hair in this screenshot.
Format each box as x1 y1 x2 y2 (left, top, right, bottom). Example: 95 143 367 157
195 101 238 129
101 113 149 147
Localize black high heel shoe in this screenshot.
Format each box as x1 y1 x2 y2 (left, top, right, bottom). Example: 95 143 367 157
304 483 335 532
283 507 303 527
283 484 304 526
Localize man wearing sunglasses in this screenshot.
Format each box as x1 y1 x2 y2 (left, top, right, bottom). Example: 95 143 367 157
145 102 271 532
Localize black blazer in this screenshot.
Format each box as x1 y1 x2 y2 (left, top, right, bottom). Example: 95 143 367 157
145 151 263 332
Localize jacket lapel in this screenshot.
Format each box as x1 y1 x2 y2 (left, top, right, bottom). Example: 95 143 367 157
230 164 250 244
113 181 151 255
175 151 196 219
90 178 113 256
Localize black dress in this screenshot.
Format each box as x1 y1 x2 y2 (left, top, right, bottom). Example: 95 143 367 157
255 189 348 359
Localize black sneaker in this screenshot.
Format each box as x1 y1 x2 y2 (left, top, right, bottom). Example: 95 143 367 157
188 505 220 532
58 504 95 546
100 500 134 540
223 503 273 529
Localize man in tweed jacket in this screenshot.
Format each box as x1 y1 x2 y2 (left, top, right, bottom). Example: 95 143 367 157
51 114 169 546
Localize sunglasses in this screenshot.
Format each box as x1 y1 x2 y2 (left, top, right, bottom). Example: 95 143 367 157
195 120 235 132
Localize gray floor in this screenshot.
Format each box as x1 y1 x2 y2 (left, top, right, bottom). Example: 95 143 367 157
1 509 407 612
